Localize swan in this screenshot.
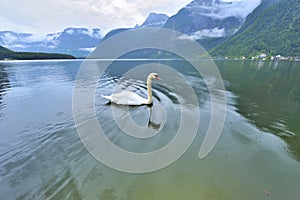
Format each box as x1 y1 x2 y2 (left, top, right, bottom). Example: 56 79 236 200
102 72 160 105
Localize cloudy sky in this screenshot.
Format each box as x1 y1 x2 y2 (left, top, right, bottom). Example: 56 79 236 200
0 0 192 37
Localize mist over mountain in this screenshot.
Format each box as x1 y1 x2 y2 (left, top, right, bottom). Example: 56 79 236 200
164 0 261 39
211 0 300 57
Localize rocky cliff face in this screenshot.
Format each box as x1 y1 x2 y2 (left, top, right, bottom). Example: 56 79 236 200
141 13 169 28
164 0 261 40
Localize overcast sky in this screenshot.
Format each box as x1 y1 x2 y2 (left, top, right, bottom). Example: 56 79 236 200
0 0 192 37
0 0 259 38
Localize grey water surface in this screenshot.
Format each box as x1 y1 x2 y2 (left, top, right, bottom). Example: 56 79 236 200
0 59 299 200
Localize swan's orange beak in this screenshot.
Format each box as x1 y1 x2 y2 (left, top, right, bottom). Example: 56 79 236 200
156 76 161 80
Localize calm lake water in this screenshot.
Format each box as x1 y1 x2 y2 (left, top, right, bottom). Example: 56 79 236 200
0 60 299 199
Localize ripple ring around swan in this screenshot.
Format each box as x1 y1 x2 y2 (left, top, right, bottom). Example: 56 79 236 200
72 28 226 173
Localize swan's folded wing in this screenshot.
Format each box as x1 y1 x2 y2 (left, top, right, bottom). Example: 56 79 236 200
101 95 112 101
111 91 148 105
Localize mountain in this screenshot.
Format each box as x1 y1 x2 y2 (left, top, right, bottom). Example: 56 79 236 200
0 31 34 50
211 0 300 57
100 0 261 51
0 12 168 58
164 0 261 36
163 0 261 49
141 13 169 28
100 0 263 56
45 27 101 50
0 46 14 59
0 27 102 57
0 45 75 60
102 12 169 42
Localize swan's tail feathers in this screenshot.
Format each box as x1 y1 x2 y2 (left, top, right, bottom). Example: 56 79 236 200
101 95 112 101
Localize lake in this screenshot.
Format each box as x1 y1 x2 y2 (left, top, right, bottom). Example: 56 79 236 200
0 59 299 199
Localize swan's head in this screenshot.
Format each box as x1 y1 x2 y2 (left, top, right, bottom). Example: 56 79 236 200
148 72 161 81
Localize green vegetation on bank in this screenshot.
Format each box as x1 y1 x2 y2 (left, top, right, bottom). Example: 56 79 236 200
211 0 300 57
0 46 75 60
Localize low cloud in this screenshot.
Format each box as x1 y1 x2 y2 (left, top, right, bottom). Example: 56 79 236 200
179 28 227 40
1 32 18 44
79 47 96 52
187 0 261 19
3 44 26 50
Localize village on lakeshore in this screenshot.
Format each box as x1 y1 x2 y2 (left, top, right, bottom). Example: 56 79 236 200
219 53 300 61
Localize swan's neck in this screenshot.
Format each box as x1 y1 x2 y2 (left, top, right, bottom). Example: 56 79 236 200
147 77 153 104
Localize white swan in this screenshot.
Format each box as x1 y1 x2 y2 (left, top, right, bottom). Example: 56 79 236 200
102 72 160 105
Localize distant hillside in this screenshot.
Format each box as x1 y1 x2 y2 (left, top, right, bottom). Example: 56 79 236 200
211 0 300 57
101 28 130 41
164 0 261 50
0 46 75 60
0 46 14 58
0 27 102 58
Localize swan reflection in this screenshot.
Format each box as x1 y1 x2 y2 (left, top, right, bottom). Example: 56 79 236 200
104 102 166 137
147 105 163 130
